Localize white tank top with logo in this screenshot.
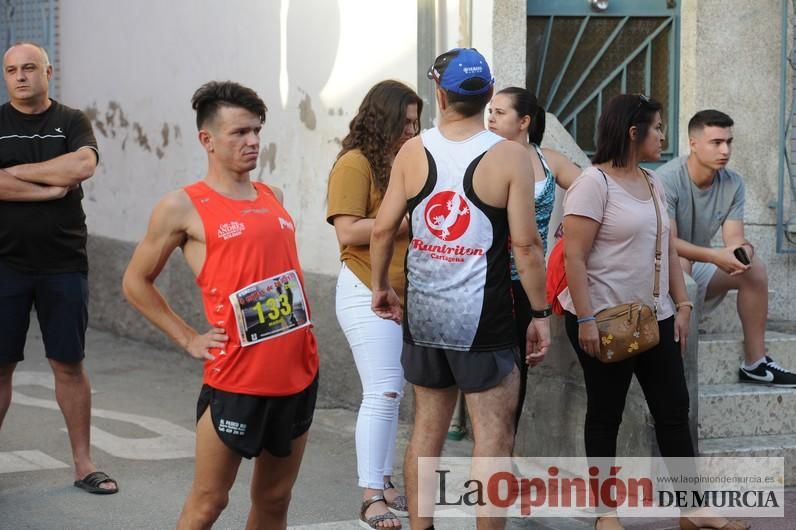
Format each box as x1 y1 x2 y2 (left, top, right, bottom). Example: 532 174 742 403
405 128 516 352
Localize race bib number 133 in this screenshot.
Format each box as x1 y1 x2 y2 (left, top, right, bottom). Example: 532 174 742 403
229 270 310 346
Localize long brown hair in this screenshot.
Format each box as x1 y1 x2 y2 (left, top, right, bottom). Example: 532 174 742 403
336 80 422 195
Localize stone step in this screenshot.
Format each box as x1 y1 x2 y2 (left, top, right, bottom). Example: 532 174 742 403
697 332 796 385
699 434 796 486
698 383 796 439
699 289 781 335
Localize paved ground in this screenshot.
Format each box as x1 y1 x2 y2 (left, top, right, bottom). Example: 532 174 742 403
0 321 793 529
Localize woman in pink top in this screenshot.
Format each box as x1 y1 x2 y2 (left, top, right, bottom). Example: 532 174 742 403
562 95 747 530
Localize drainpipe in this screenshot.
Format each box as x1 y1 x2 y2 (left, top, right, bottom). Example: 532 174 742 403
417 0 437 130
785 0 796 239
417 0 473 129
458 0 472 48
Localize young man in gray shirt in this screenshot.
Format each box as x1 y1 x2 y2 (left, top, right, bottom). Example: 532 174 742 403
658 109 796 387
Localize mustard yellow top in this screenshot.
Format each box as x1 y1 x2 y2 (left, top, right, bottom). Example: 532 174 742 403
326 149 408 305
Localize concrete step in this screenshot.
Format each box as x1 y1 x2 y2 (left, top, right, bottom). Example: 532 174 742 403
699 434 796 486
698 383 796 439
698 332 796 385
699 289 781 334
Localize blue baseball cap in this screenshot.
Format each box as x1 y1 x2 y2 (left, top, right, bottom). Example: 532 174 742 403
427 48 494 96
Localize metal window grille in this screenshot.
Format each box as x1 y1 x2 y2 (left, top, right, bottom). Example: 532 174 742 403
527 0 679 166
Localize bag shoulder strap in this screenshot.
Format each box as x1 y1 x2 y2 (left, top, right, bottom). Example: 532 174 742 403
597 167 662 304
641 168 663 302
595 168 610 208
557 169 609 239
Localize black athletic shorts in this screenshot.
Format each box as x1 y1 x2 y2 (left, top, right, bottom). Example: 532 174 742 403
401 342 517 393
0 260 88 364
196 373 318 459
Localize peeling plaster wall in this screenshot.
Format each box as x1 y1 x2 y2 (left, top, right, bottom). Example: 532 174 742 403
58 0 418 276
57 2 418 409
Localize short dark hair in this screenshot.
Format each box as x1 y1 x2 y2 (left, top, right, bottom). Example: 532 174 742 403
496 87 546 145
445 87 492 118
592 94 663 168
191 81 267 130
688 109 733 135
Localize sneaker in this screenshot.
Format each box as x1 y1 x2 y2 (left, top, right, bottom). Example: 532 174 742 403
739 355 796 387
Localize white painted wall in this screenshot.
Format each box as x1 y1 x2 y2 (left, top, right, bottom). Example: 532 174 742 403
58 0 417 275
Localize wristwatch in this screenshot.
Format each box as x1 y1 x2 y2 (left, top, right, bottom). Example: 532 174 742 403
531 306 553 318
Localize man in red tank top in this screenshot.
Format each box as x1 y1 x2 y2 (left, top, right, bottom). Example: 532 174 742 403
122 81 319 529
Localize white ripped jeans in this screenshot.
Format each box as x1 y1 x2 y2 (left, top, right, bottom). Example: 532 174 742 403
335 263 405 489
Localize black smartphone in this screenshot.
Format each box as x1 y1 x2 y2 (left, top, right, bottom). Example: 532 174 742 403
733 246 751 265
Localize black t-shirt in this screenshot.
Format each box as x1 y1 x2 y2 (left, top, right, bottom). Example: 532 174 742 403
0 100 98 273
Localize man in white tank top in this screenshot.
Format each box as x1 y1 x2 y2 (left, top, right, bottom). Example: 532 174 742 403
370 48 551 530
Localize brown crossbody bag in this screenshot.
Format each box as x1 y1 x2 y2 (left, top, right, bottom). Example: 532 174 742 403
594 169 661 363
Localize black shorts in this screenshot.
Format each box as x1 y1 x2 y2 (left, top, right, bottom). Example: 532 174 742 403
401 342 517 393
197 373 318 459
0 260 88 364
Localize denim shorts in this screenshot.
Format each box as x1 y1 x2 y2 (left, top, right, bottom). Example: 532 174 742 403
690 261 728 313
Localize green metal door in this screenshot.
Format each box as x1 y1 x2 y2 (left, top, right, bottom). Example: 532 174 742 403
527 0 680 164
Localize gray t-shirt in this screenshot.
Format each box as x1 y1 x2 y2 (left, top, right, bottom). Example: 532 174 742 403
657 155 745 248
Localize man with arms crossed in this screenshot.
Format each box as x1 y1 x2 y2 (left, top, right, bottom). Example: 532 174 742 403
370 48 551 530
123 81 319 528
0 42 117 494
658 110 796 386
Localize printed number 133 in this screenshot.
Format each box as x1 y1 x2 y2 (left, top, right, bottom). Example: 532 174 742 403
254 295 291 323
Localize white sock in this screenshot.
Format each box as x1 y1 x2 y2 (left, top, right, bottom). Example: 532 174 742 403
742 357 766 370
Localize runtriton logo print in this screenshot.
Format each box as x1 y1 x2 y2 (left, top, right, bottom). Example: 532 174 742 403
424 191 470 241
217 221 245 240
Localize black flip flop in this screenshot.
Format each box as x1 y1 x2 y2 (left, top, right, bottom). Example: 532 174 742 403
74 471 119 495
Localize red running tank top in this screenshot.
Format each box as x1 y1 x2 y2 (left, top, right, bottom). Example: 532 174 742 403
184 181 318 396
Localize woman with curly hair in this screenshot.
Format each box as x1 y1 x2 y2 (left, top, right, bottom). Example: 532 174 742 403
326 80 422 529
